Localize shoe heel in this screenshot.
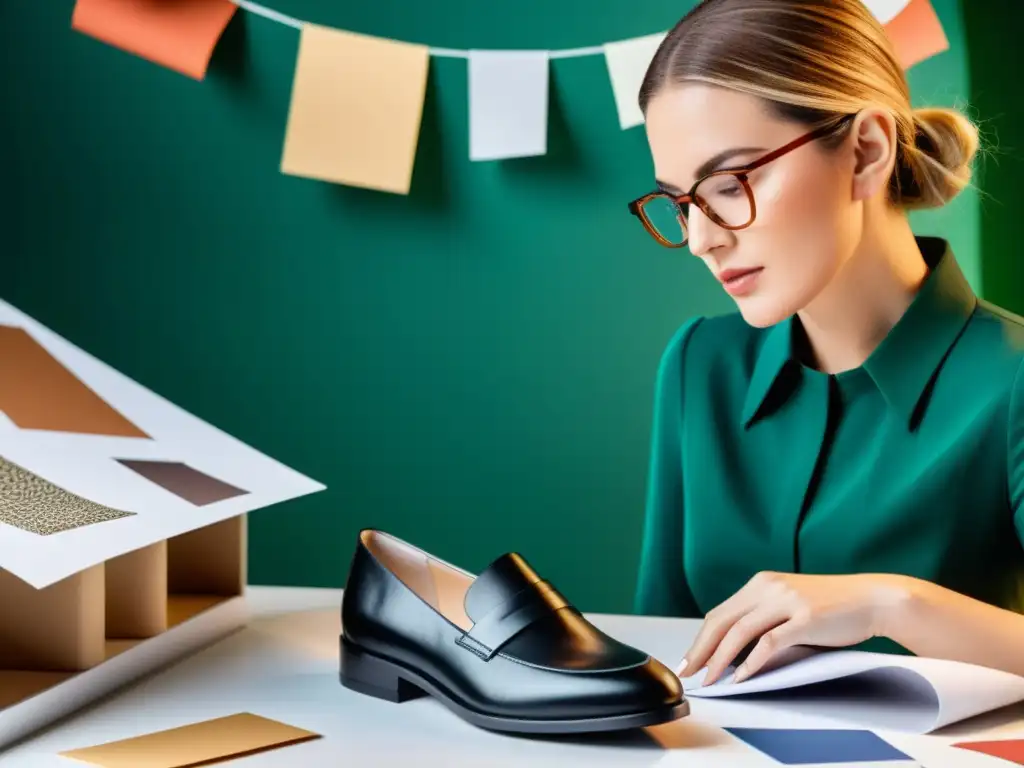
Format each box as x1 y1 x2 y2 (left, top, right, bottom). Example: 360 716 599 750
339 636 426 704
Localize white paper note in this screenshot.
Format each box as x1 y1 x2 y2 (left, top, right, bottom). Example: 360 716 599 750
682 647 1024 734
863 0 913 24
602 32 666 130
468 50 549 161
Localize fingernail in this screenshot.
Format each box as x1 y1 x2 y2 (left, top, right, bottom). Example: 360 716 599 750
733 664 747 682
676 658 688 676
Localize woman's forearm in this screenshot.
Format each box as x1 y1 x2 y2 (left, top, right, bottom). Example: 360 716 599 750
877 576 1024 677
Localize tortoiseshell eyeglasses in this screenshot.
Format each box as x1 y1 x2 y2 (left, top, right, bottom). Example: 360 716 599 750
628 116 855 248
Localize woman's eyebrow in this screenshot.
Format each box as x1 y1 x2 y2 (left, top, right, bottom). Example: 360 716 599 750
658 146 767 194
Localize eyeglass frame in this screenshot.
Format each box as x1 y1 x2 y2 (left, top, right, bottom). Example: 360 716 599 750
627 115 856 248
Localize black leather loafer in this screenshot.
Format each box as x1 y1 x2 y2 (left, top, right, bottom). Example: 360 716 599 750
339 529 688 734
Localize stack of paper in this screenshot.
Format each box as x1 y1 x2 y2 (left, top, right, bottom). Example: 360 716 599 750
683 647 1024 734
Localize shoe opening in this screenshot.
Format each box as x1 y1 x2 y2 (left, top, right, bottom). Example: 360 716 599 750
360 530 474 631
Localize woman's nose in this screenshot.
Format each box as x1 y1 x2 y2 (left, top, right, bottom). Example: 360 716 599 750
686 206 727 257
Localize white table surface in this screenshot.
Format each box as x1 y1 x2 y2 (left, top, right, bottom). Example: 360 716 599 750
4 586 1024 767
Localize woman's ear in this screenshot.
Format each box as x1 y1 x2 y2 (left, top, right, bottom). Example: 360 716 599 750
849 108 899 202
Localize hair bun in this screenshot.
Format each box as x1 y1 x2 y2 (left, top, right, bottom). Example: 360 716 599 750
895 107 980 209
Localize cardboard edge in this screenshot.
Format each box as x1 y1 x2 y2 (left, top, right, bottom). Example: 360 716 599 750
0 595 249 753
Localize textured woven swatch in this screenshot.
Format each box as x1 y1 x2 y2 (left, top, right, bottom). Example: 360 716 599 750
0 456 136 535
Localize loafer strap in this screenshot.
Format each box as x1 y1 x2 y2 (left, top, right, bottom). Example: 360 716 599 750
456 580 570 661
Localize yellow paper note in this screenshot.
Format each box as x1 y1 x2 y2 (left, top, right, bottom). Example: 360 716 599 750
58 712 321 768
884 0 949 70
280 24 430 195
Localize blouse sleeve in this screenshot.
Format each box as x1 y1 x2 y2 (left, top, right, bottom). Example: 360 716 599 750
1011 358 1024 543
633 316 704 618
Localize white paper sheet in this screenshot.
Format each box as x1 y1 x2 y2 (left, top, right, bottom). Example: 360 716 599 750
0 298 326 589
602 32 666 130
863 0 913 24
682 647 1024 734
468 50 549 161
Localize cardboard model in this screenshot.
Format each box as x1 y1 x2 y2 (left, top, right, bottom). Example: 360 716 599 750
0 299 326 750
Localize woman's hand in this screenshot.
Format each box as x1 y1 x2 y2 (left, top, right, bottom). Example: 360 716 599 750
678 571 914 686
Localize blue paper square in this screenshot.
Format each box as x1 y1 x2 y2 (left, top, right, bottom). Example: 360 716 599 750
725 728 912 764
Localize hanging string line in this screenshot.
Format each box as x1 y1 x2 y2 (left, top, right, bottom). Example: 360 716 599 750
232 0 634 59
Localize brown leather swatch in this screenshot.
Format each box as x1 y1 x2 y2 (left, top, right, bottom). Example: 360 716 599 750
0 325 149 437
58 712 322 767
0 455 135 535
115 459 249 506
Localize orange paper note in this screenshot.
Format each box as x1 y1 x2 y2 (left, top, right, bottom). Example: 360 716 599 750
280 24 430 195
883 0 949 70
58 712 321 768
71 0 237 80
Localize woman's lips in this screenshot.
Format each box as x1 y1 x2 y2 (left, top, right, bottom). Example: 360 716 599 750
718 267 764 297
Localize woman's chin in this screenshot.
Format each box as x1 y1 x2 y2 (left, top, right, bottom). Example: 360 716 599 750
734 296 794 329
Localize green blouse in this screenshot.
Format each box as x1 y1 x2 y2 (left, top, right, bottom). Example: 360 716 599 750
633 236 1024 651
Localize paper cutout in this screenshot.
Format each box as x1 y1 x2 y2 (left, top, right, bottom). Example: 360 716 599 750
468 50 549 161
0 325 148 438
115 459 249 506
280 24 430 195
602 32 666 130
883 0 949 70
0 455 135 536
58 712 321 767
952 739 1024 765
70 0 237 81
725 728 913 765
0 298 326 591
863 0 913 24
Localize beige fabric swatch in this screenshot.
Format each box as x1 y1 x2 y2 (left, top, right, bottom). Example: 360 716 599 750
0 456 135 535
280 24 430 195
59 712 321 768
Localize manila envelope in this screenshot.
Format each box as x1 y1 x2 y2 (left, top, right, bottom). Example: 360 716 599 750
58 712 321 768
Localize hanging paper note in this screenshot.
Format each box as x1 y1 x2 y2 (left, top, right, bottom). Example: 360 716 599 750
883 0 948 70
602 32 667 131
280 24 430 195
70 0 237 80
468 50 550 161
863 0 912 24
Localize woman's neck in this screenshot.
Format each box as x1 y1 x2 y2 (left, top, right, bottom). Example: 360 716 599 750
796 215 929 375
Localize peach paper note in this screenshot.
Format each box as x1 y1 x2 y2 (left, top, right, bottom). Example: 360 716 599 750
71 0 237 80
883 0 949 70
58 712 321 768
280 24 430 195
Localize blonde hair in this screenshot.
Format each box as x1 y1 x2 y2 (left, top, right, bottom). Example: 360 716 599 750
639 0 979 210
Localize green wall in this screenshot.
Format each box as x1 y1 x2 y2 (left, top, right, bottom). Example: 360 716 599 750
3 0 979 614
961 2 1024 317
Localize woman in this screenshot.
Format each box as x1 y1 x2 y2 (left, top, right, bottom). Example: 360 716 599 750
630 0 1024 687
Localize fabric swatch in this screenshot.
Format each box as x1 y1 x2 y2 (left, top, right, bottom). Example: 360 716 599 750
0 325 149 437
952 738 1024 765
58 712 321 767
115 459 249 505
725 728 913 764
0 456 135 535
71 0 237 80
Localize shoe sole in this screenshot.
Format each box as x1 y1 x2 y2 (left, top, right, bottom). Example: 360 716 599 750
339 635 690 734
